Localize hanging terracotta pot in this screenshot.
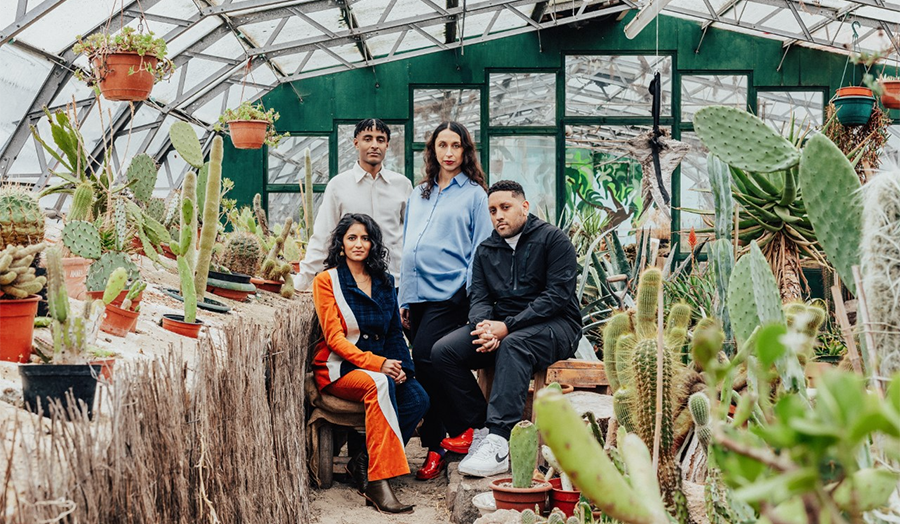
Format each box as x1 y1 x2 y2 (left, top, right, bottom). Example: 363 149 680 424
0 295 40 363
832 87 875 126
93 52 158 102
489 478 552 513
62 257 91 300
100 304 139 337
227 120 268 149
161 314 203 338
879 79 900 110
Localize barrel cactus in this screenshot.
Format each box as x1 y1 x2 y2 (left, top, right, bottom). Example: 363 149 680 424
0 186 45 248
220 232 263 277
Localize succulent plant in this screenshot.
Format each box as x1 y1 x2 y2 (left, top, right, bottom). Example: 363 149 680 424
510 420 539 489
121 280 146 311
253 193 270 237
62 220 102 260
44 245 104 362
194 136 223 302
103 267 129 305
85 252 139 292
0 185 45 249
68 181 95 222
169 121 204 170
220 232 263 276
145 196 167 224
0 243 47 298
260 217 295 298
125 153 159 204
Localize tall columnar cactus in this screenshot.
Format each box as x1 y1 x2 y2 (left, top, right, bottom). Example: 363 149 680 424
253 193 270 237
0 186 45 248
860 167 900 378
178 255 197 324
114 198 128 251
602 312 631 392
69 181 95 222
0 243 47 298
510 420 539 488
798 133 862 295
126 153 159 204
194 136 223 301
220 232 263 276
62 220 102 260
180 170 198 271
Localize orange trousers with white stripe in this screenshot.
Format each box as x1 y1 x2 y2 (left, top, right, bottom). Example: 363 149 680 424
325 369 429 481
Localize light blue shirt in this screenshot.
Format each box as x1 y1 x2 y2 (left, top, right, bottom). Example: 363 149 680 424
400 172 492 307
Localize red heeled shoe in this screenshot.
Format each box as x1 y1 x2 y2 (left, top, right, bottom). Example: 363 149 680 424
440 428 474 454
415 451 447 480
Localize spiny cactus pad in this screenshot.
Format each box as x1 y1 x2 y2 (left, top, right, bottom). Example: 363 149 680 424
63 220 101 259
510 420 539 489
86 252 139 292
727 241 785 345
126 153 159 204
799 133 862 295
0 186 45 248
169 121 204 169
694 106 800 173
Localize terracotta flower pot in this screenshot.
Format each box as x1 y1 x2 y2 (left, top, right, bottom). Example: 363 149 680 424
62 257 92 300
0 295 40 363
160 244 177 260
835 86 873 97
206 285 253 302
291 261 300 274
161 314 203 338
548 478 581 517
250 277 283 294
489 478 552 513
93 52 158 102
90 358 116 381
100 303 139 337
131 235 145 256
86 289 143 308
227 120 268 149
879 79 900 110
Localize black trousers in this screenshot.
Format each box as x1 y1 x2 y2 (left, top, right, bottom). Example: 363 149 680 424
408 286 469 449
432 318 579 440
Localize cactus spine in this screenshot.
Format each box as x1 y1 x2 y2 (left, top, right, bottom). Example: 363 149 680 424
194 136 223 301
0 243 47 298
0 185 45 248
62 220 101 260
635 268 661 339
602 312 630 392
688 392 712 448
220 232 263 276
510 420 539 488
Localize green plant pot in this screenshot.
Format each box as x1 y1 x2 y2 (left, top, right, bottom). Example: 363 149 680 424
833 95 875 126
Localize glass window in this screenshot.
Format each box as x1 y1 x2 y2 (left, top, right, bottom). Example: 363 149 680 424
489 136 557 220
564 125 646 243
678 132 716 253
565 55 672 117
489 73 556 126
413 89 481 142
268 136 329 185
336 123 405 175
681 75 748 122
267 192 324 229
757 90 824 132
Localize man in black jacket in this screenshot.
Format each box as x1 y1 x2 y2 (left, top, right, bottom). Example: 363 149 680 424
431 180 581 477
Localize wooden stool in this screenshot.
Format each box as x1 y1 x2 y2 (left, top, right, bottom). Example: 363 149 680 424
305 374 366 488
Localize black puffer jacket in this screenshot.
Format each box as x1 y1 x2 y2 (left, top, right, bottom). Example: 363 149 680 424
468 214 581 336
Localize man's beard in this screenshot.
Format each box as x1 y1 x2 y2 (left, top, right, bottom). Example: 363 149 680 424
498 220 526 238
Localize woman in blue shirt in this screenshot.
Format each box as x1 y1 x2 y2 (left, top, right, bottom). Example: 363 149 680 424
399 121 492 480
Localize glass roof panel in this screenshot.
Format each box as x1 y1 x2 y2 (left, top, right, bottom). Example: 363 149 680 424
304 7 347 34
392 26 445 55
269 16 323 46
145 0 200 20
383 0 441 23
16 0 121 54
0 45 53 147
166 18 223 57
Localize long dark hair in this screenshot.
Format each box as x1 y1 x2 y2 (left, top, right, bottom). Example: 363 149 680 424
323 213 390 282
420 121 487 199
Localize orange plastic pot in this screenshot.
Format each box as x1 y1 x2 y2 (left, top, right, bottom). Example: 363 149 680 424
100 304 139 337
0 295 39 363
90 358 116 381
250 277 283 294
86 289 143 308
62 257 91 300
206 285 254 302
131 236 145 256
291 261 300 274
161 314 203 338
227 120 268 149
160 243 177 260
880 79 900 109
93 52 158 102
835 86 873 97
548 478 581 517
490 478 552 513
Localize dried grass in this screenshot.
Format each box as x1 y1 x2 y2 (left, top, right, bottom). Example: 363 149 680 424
2 295 315 523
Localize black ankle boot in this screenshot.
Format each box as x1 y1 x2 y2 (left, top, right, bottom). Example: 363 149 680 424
345 449 368 494
363 479 414 514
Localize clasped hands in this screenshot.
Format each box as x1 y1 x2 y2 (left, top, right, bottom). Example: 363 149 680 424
380 359 407 384
471 320 509 353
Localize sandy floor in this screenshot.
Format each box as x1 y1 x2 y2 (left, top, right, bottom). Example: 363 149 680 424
309 438 452 524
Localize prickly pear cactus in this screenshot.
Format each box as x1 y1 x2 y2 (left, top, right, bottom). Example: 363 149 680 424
114 198 128 251
103 267 128 305
707 153 734 241
169 121 204 169
520 508 537 524
547 510 566 524
709 239 734 354
0 186 45 248
694 106 799 173
85 252 139 292
510 420 539 489
798 133 862 295
727 241 784 345
145 197 167 224
126 153 159 204
62 220 101 260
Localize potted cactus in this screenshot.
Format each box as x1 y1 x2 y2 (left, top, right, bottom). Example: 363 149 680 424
489 420 553 513
20 246 104 419
98 268 146 337
72 26 175 102
0 243 48 363
542 445 581 518
215 101 287 150
0 185 48 315
251 217 296 298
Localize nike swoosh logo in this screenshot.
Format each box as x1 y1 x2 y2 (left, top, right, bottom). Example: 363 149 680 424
495 452 509 462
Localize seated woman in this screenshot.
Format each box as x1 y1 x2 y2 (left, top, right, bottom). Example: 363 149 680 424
311 213 428 514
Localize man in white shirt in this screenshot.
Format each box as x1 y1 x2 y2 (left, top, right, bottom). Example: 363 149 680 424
296 119 413 291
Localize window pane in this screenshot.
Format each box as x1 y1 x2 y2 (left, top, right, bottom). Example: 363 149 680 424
268 136 329 185
336 123 406 175
757 91 823 132
564 125 647 244
413 89 481 142
268 192 324 229
565 55 672 117
679 132 715 253
489 136 556 220
489 73 556 126
681 75 748 122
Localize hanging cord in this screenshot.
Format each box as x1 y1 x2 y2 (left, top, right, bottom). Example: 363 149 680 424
838 21 861 92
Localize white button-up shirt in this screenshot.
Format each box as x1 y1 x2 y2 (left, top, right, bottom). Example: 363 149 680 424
295 162 412 291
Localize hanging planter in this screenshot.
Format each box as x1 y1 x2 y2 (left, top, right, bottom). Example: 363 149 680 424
879 78 900 110
215 101 287 150
832 87 875 126
72 27 175 102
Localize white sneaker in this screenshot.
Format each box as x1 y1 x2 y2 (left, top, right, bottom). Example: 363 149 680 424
457 428 489 470
458 433 509 477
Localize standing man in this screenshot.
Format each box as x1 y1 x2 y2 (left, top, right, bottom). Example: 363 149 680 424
296 119 412 291
430 180 581 477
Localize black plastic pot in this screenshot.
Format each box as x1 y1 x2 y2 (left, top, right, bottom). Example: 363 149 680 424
162 288 231 314
19 364 101 419
34 264 48 317
207 270 252 285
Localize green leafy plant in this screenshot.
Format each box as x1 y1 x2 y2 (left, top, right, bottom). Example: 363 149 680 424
214 101 288 148
72 26 175 86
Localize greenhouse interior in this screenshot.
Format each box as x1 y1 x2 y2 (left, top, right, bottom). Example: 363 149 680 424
1 0 899 522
